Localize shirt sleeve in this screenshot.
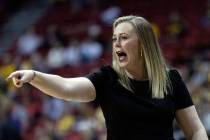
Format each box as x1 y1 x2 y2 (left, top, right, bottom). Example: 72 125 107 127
86 66 111 101
170 70 194 110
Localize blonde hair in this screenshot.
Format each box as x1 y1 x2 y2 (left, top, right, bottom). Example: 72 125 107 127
112 15 171 98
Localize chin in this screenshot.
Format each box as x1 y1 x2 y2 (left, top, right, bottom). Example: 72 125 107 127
118 62 128 68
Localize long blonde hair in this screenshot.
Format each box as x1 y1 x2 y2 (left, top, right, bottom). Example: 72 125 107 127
112 15 171 98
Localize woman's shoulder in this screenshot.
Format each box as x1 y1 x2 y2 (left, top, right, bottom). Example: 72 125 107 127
168 69 186 87
168 69 182 80
100 65 113 72
88 65 118 80
99 65 118 78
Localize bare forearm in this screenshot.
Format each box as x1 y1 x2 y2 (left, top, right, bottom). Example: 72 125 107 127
29 71 70 100
29 71 95 102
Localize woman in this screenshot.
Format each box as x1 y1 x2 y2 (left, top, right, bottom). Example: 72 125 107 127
8 15 208 140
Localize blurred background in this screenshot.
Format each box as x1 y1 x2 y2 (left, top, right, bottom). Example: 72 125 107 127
0 0 210 139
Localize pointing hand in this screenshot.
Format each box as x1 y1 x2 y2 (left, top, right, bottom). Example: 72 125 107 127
7 70 35 87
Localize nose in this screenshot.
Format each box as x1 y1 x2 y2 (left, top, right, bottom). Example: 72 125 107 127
113 38 121 48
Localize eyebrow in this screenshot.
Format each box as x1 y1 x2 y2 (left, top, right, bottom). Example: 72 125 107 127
112 33 129 37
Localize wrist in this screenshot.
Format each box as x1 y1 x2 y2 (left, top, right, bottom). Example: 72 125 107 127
29 70 36 82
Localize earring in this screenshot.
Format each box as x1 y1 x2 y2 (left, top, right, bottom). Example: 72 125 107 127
141 49 143 57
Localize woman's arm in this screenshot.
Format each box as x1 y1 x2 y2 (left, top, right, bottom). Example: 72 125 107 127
175 106 209 140
7 70 96 102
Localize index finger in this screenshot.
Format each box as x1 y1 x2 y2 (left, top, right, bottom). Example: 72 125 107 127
7 71 21 81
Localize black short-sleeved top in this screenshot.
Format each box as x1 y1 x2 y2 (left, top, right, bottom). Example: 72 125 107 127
86 65 193 140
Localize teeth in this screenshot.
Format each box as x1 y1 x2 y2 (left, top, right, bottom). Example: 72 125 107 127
117 52 126 61
116 51 126 61
116 51 126 56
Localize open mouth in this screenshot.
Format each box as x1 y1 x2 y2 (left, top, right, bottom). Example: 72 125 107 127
116 51 127 61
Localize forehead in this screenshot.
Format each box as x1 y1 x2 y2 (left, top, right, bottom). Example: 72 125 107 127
113 22 135 35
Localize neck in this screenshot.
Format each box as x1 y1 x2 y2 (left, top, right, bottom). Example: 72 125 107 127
125 66 147 80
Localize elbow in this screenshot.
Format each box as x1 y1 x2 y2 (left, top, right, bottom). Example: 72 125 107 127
62 78 96 102
62 84 96 102
62 85 76 101
189 128 208 140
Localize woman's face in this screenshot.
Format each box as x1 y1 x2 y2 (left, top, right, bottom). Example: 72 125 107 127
113 22 142 70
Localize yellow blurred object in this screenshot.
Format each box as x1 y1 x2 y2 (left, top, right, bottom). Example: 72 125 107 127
0 64 16 79
192 95 201 105
0 64 17 93
151 22 161 39
57 114 75 133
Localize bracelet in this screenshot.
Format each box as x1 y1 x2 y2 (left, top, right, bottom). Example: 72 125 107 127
30 71 36 82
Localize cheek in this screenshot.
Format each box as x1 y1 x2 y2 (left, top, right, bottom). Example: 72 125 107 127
124 42 140 56
123 38 139 49
131 49 140 61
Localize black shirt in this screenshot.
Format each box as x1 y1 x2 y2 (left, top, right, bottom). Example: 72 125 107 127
86 65 193 140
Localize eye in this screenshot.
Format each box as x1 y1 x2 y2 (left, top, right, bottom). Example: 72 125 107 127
112 37 117 42
121 36 128 40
